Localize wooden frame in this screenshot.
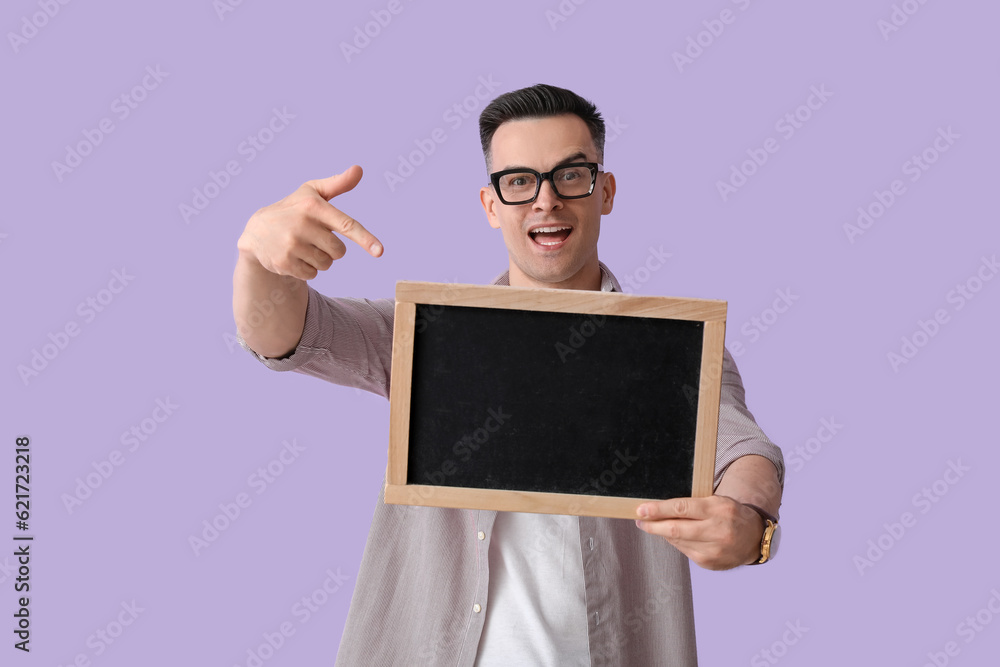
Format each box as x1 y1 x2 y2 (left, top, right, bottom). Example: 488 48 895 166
384 281 727 519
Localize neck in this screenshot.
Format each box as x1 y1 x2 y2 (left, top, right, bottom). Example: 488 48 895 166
507 259 602 291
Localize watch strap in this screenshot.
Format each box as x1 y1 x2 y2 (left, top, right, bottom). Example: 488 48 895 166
742 503 778 524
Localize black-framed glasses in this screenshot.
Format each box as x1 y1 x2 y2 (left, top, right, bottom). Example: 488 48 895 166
489 162 604 205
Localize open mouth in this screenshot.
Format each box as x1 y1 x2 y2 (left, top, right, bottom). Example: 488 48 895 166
528 225 572 247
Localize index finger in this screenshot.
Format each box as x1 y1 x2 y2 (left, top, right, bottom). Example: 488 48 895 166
318 206 383 258
304 167 383 257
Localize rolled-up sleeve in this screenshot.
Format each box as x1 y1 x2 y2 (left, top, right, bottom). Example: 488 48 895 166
712 347 785 489
237 285 396 399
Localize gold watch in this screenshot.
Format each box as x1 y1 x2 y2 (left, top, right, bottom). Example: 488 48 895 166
743 503 780 565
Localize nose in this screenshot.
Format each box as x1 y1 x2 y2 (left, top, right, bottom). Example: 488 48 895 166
532 177 562 211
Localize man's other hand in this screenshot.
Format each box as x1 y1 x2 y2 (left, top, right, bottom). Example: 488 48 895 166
633 495 763 571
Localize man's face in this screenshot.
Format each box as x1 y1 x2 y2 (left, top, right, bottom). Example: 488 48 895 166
480 114 615 290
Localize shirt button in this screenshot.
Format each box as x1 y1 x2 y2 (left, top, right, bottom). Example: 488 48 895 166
477 531 486 540
473 603 482 613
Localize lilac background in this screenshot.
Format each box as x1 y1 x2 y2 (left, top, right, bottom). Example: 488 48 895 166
3 1 998 665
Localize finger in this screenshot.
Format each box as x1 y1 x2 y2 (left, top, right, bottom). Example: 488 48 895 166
281 256 321 282
634 517 699 543
309 205 383 258
636 497 710 521
305 236 345 269
635 515 753 571
306 165 364 201
636 521 733 571
300 168 383 257
635 513 724 547
263 230 336 278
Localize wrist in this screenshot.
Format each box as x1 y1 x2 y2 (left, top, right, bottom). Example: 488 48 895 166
236 241 264 270
742 503 780 565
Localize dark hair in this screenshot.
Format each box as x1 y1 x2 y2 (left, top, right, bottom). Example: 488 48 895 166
478 83 605 171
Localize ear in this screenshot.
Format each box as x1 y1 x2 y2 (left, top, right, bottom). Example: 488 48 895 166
480 185 502 229
600 172 616 215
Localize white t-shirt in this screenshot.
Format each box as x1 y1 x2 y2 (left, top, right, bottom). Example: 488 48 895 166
474 512 591 666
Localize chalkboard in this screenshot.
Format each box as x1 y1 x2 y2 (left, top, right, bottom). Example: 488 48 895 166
384 282 726 519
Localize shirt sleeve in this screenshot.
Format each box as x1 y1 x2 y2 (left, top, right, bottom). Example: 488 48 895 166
236 285 396 399
712 347 785 490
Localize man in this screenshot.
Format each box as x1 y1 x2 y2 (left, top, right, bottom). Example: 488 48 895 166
233 84 784 666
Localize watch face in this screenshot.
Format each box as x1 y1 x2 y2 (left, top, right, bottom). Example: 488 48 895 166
767 523 781 560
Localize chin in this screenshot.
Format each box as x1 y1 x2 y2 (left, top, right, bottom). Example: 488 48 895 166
525 264 581 287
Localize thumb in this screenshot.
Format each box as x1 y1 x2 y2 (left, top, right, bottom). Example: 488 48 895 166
309 165 364 201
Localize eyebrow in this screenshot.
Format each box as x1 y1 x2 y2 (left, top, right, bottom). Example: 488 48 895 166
499 151 591 172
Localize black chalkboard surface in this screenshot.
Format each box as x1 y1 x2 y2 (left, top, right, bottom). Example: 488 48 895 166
384 282 726 519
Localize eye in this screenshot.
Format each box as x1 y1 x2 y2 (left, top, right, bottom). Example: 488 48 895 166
502 173 536 189
557 167 587 182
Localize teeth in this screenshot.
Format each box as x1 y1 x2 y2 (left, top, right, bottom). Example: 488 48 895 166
529 226 571 246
